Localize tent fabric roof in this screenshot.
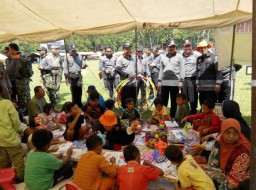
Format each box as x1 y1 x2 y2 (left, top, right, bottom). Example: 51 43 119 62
0 0 252 43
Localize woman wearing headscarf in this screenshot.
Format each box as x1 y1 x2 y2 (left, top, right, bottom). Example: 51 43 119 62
222 99 251 141
205 119 250 189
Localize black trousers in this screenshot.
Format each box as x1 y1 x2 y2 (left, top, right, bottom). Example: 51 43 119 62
53 161 73 186
151 72 161 97
70 78 83 108
105 78 115 99
199 91 217 106
121 84 137 108
161 86 179 118
188 89 198 114
137 79 146 101
151 73 159 88
183 77 198 114
10 80 18 101
218 81 230 103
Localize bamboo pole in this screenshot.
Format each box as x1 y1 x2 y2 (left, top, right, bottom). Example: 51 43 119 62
135 27 138 101
229 25 236 100
250 0 256 189
63 39 70 79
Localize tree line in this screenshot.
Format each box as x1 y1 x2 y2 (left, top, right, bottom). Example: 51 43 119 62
0 29 214 54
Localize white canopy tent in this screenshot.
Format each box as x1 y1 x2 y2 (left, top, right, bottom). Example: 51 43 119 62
1 1 256 188
0 0 252 43
214 20 252 68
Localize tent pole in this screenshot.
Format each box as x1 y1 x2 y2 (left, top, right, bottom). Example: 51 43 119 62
135 26 138 103
63 39 73 99
251 0 256 189
64 39 70 79
229 25 236 100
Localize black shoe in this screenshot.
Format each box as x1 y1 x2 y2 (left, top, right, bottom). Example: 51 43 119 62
22 109 28 116
15 177 24 184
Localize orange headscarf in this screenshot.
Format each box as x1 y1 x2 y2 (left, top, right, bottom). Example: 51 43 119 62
219 118 251 172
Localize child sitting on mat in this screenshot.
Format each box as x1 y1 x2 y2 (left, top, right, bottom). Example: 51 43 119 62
86 85 106 109
118 145 164 190
25 129 73 190
72 135 118 190
175 93 190 127
148 97 171 125
83 90 105 128
121 98 141 123
59 101 71 124
105 99 115 111
64 102 91 141
165 145 215 190
182 99 221 137
37 103 63 131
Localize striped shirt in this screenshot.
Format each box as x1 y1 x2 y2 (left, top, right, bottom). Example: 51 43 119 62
182 51 201 78
158 52 185 86
116 54 141 80
63 53 83 75
137 56 150 77
196 51 222 91
150 54 162 74
99 55 117 72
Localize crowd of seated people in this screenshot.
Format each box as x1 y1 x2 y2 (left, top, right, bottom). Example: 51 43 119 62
0 82 251 190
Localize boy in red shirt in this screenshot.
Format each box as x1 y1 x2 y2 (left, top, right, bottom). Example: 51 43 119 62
182 99 221 137
118 145 164 190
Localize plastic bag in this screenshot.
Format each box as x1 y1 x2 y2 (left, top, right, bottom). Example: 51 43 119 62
183 129 200 155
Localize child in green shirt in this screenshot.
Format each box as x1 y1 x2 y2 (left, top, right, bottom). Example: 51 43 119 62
121 98 141 123
25 129 73 190
175 93 190 127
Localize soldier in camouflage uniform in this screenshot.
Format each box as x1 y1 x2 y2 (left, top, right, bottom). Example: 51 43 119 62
39 46 63 105
9 43 31 115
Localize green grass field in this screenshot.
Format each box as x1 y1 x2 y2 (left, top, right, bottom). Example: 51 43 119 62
30 61 251 124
